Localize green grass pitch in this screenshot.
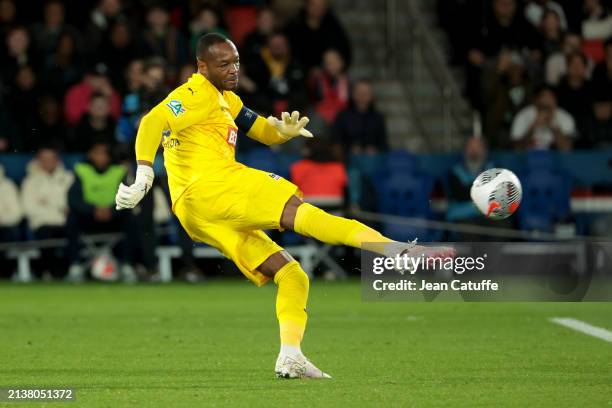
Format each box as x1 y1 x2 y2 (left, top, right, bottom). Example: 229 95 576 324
1 280 611 407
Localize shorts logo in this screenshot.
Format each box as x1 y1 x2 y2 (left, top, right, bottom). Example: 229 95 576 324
166 100 186 117
226 126 238 146
269 173 281 180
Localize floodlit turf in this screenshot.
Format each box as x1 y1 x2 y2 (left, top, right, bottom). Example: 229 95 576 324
1 280 611 407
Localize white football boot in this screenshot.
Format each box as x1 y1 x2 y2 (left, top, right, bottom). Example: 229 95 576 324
275 353 332 379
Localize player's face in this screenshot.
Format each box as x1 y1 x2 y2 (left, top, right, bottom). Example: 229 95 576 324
200 41 240 91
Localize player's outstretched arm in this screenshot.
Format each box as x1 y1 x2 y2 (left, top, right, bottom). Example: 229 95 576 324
235 107 313 146
115 108 167 210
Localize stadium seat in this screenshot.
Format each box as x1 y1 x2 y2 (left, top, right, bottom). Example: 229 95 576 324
242 147 280 174
517 170 571 233
525 150 556 171
375 173 434 242
385 150 418 173
0 154 33 184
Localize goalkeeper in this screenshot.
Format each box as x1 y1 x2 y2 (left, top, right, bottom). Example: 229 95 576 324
115 33 453 379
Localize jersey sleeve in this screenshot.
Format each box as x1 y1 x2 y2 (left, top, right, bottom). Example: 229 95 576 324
160 87 213 134
229 93 288 146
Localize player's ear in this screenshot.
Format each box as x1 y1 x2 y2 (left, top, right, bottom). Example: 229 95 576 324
196 58 208 76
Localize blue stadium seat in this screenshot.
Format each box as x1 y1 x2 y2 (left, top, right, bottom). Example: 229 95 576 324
242 148 280 174
0 154 33 184
385 150 418 173
517 170 571 233
525 150 556 171
375 173 434 242
348 153 385 178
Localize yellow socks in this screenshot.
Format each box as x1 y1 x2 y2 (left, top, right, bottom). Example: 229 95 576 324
274 260 309 349
293 202 394 249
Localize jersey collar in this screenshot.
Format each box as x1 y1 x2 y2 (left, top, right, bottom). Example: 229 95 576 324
190 73 225 96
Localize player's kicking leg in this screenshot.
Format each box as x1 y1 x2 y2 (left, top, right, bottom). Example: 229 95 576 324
257 251 331 379
280 196 456 264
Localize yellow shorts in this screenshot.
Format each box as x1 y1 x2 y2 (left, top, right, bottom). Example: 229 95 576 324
173 166 301 286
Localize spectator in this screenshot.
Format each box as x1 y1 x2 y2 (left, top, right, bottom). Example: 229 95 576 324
31 0 78 63
141 5 186 73
333 79 388 155
21 147 73 238
286 0 351 70
309 49 349 124
116 58 167 150
290 138 347 201
445 137 499 241
581 0 612 40
591 37 612 96
1 26 38 83
188 6 229 59
465 0 539 109
40 32 84 98
70 92 116 152
511 85 576 150
8 65 39 151
177 62 196 85
27 95 66 152
116 59 144 146
86 0 124 49
246 32 307 116
545 32 584 85
63 63 121 126
582 88 612 148
66 142 136 282
124 58 144 93
483 51 533 148
100 20 143 92
0 93 13 152
0 0 17 37
242 6 277 66
139 57 168 112
538 8 565 58
0 163 22 242
525 0 568 30
556 52 594 134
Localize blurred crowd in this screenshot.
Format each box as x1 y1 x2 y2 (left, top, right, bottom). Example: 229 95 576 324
0 0 394 156
0 0 397 280
438 0 612 150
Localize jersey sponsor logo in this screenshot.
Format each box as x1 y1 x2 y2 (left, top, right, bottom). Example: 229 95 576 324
226 126 238 146
162 128 180 149
268 173 281 180
166 100 186 117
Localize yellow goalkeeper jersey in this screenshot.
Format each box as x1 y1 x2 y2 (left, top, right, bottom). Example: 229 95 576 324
136 73 288 208
150 73 245 204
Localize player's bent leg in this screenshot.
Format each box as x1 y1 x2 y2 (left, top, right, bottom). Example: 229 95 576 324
281 195 456 266
257 252 331 379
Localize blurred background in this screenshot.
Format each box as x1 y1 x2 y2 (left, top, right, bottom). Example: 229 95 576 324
0 0 610 282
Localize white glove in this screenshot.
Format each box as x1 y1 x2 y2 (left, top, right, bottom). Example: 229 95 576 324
115 165 154 210
267 111 314 140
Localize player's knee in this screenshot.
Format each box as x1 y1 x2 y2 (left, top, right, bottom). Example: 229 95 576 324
257 250 294 277
280 195 303 230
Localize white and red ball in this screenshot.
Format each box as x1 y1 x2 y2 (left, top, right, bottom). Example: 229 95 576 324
470 168 522 220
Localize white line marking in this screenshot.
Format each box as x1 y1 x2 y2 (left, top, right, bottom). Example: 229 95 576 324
550 317 612 343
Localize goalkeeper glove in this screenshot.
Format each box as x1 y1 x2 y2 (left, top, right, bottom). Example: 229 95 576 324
115 165 154 210
267 111 314 140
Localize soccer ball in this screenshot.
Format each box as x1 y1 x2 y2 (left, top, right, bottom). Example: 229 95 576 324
470 168 522 220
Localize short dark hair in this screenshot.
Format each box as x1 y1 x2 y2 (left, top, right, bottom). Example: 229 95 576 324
196 33 229 60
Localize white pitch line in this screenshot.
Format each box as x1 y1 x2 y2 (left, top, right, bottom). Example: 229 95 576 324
550 317 612 343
